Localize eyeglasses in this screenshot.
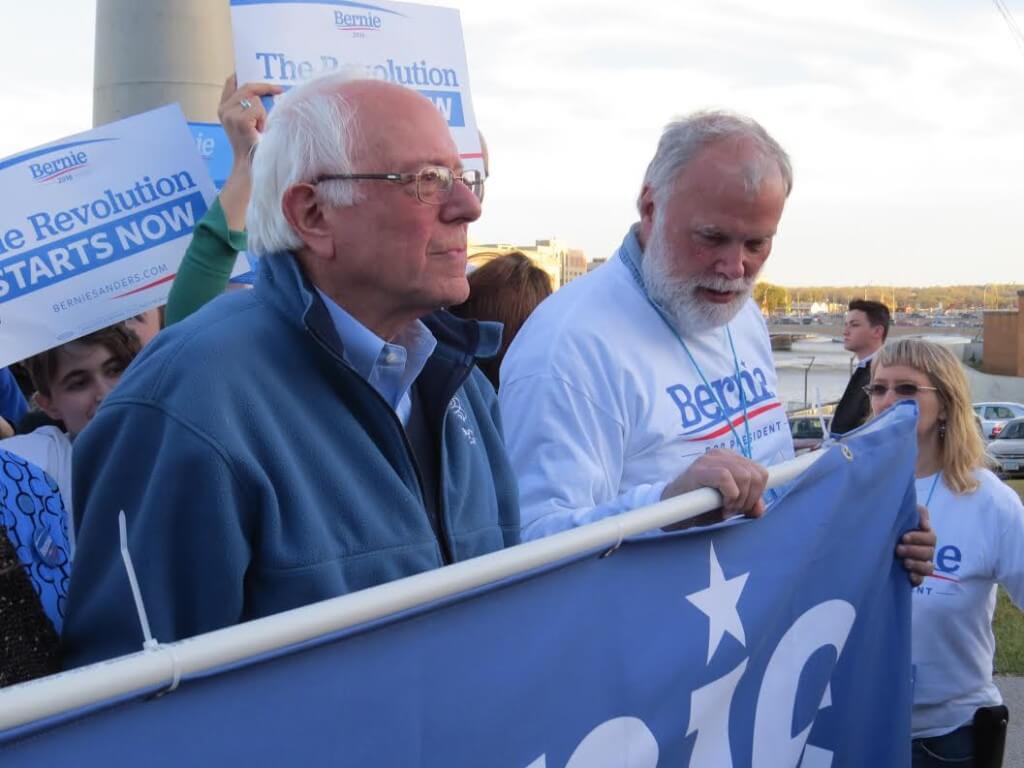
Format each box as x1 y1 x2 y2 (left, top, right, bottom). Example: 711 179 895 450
863 384 939 398
313 165 485 205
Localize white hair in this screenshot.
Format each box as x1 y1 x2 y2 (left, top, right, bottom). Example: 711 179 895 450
640 215 758 334
637 110 793 212
247 72 366 256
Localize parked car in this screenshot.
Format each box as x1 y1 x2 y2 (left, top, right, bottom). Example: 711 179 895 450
966 403 1024 438
788 416 833 453
790 416 833 439
989 418 1024 477
973 402 1024 439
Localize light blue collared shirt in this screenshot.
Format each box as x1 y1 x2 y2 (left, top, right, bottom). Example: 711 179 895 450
856 349 880 369
315 289 437 425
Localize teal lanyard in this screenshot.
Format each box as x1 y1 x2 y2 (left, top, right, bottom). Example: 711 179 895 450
924 472 940 507
619 245 754 460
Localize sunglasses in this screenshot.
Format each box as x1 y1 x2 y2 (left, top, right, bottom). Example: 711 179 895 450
863 384 938 398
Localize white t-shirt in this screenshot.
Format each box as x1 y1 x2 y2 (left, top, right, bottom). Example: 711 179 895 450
911 468 1024 738
0 425 74 550
499 243 794 541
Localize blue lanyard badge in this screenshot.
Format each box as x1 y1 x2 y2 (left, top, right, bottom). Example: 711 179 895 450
924 472 940 507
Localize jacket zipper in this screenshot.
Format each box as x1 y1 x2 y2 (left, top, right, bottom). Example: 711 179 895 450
430 363 474 566
309 323 457 566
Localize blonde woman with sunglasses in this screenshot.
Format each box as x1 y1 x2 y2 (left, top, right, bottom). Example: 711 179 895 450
869 338 1024 767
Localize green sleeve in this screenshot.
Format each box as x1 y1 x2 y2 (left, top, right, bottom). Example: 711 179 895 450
164 197 249 326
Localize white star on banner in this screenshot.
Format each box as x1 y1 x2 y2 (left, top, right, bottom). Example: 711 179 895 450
685 542 750 663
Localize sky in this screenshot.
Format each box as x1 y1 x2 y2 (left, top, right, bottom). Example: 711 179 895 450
0 0 1022 287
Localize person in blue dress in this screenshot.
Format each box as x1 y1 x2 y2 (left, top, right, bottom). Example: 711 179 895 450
1 447 71 686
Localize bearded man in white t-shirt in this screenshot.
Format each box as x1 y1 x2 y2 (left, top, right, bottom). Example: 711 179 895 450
499 110 934 582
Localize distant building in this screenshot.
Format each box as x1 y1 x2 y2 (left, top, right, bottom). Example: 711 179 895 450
534 239 571 288
563 249 587 285
587 257 608 273
982 291 1024 376
468 243 561 290
468 238 587 291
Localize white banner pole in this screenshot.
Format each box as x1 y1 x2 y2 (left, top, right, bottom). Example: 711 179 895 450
0 449 825 731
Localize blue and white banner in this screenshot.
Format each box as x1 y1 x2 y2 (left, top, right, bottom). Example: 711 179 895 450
230 0 485 171
0 105 216 366
0 410 918 765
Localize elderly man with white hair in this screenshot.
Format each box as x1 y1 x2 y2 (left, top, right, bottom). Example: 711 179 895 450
62 74 519 666
500 111 935 580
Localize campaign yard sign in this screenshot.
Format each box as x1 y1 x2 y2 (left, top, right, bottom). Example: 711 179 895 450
0 105 216 367
230 0 485 171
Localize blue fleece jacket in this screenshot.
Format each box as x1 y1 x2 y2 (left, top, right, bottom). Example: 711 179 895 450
62 253 520 667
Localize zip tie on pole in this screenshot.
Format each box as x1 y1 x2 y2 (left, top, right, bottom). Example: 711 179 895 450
600 518 626 558
118 510 158 652
119 512 182 697
153 644 183 696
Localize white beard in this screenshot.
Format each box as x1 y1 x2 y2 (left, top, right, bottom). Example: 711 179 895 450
640 222 756 336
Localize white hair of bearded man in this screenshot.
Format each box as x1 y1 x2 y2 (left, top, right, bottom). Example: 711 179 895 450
640 219 757 335
638 109 792 213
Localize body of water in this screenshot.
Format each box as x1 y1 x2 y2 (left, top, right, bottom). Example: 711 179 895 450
773 334 972 410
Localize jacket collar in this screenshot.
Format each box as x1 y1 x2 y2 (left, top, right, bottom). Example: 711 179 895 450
254 252 502 367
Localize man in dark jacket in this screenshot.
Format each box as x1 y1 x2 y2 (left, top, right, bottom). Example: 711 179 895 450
831 299 891 434
63 74 519 666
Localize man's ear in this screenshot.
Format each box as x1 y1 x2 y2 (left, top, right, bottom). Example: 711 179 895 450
282 183 335 259
34 391 62 422
638 185 656 247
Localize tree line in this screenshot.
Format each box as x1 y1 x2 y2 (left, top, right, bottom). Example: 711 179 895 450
752 283 1022 314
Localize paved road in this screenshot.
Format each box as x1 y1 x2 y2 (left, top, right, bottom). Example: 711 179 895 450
996 676 1023 766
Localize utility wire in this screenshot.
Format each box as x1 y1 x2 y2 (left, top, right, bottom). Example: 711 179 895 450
991 0 1024 54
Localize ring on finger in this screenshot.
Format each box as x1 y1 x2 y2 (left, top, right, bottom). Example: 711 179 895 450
240 98 253 110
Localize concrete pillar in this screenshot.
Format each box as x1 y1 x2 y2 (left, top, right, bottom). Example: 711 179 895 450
93 0 233 127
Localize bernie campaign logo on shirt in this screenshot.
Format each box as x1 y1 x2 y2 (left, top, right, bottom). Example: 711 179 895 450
916 544 963 597
666 366 782 440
